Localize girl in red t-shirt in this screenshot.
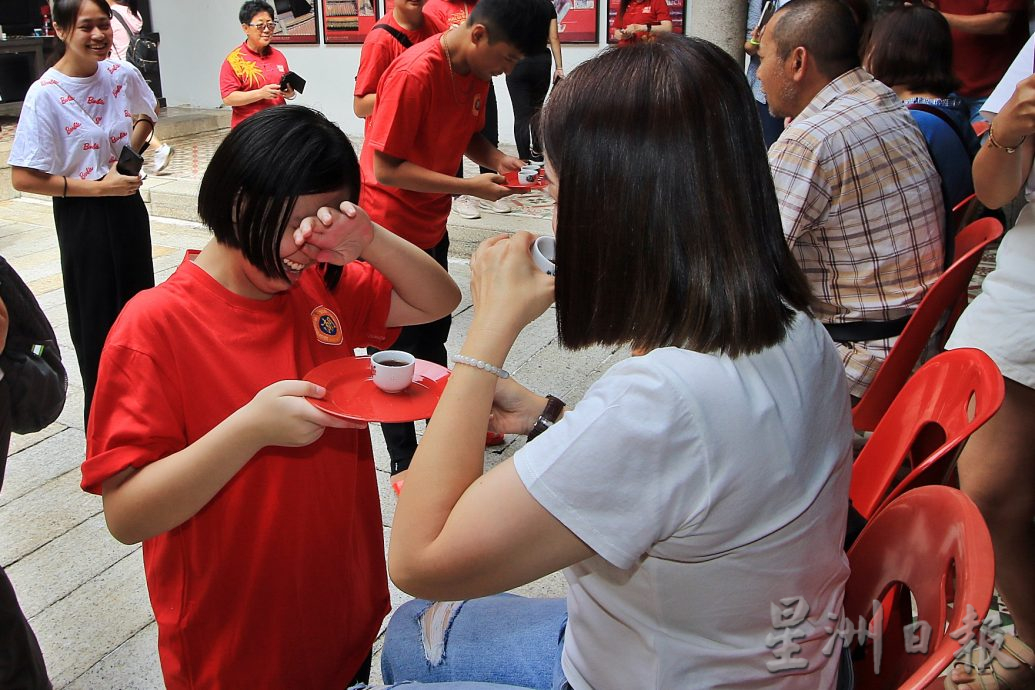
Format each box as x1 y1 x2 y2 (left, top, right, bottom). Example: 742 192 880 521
611 0 672 45
82 105 460 688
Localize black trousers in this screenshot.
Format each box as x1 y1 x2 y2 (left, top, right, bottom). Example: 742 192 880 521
0 381 53 690
52 194 154 425
506 51 552 160
369 235 452 475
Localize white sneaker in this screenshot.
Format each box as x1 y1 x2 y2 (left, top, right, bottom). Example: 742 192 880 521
453 195 481 219
153 144 173 174
489 198 513 214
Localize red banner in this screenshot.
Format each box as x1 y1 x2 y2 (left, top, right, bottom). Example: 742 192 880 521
322 0 380 44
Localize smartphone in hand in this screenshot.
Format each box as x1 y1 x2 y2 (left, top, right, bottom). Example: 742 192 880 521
755 1 776 35
116 144 144 177
279 71 306 94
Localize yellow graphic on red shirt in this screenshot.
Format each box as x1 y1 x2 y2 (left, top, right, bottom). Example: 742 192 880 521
226 47 264 88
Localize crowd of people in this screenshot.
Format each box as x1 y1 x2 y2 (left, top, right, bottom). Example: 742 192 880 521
2 0 1034 688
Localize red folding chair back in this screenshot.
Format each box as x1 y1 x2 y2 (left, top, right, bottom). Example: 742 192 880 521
941 217 1002 348
950 193 979 236
845 486 995 690
852 217 1003 432
849 348 1004 520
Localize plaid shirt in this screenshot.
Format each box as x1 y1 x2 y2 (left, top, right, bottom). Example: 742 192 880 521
769 68 945 398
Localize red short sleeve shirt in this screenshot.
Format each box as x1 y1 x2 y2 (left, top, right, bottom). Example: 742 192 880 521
219 42 289 128
354 11 444 98
423 0 476 28
939 0 1029 97
614 0 672 45
359 35 489 249
82 255 398 689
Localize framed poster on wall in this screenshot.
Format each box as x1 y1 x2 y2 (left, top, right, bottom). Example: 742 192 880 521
553 0 599 44
323 0 379 44
606 0 686 44
270 0 320 44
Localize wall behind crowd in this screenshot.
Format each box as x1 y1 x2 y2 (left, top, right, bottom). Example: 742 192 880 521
150 1 691 144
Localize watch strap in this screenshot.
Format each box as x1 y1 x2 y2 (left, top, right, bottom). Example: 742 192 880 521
527 395 565 442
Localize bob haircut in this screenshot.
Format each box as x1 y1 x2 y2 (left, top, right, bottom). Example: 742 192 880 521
197 105 360 288
539 35 812 358
864 6 959 96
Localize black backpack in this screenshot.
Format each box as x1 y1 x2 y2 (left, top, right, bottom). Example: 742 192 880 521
0 256 67 434
111 10 161 76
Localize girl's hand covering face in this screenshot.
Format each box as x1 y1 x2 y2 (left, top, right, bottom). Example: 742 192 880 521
293 201 375 266
470 231 555 336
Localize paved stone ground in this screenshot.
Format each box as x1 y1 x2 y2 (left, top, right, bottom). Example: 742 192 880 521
0 191 628 688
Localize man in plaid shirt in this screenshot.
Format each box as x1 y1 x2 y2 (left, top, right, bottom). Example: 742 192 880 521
757 0 944 399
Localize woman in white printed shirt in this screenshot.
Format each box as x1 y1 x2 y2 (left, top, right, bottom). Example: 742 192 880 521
8 0 157 424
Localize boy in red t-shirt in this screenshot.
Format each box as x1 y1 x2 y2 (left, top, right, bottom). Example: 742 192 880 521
360 0 553 479
354 0 444 119
219 1 297 128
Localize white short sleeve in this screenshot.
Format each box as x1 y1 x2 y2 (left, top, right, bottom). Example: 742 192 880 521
514 354 712 570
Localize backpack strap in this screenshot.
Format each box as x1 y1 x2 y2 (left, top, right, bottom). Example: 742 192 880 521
907 102 970 152
110 10 138 60
372 23 413 50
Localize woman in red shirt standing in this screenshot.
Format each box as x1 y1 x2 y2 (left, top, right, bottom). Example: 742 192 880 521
611 0 672 45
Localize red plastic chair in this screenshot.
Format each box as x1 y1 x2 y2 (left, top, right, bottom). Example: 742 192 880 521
941 217 1001 349
845 486 995 690
852 217 1004 432
849 348 1004 520
950 193 978 236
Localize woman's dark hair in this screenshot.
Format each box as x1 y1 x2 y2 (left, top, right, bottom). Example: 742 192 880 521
864 6 959 96
197 105 361 289
50 0 112 64
239 0 276 24
540 35 812 357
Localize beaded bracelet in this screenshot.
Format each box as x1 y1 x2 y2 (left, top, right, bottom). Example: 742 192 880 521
451 354 510 379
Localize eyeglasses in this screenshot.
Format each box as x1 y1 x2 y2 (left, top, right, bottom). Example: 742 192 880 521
248 21 277 32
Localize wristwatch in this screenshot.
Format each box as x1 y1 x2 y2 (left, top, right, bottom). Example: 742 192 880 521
527 395 565 442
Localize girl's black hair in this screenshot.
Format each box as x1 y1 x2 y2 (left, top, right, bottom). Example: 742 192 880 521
50 0 112 65
197 106 362 291
540 35 813 357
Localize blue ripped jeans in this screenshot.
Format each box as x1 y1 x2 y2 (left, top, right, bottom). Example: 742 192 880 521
360 594 569 690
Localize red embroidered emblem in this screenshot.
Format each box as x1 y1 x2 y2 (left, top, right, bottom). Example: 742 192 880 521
311 307 344 346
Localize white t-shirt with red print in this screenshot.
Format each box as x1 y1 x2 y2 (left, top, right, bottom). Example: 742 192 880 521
7 60 158 181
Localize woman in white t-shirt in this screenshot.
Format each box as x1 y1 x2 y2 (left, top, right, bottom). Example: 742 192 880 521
108 0 173 173
7 0 157 424
376 36 854 690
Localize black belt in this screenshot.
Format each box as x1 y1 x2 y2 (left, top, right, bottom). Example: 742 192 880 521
823 314 911 343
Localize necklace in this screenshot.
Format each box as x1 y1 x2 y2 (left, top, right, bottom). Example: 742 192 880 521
440 28 463 105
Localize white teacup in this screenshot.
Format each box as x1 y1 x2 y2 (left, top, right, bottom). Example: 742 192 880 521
532 235 556 276
371 350 416 393
518 169 538 184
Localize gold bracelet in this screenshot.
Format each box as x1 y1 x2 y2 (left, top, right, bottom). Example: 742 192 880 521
988 122 1026 154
